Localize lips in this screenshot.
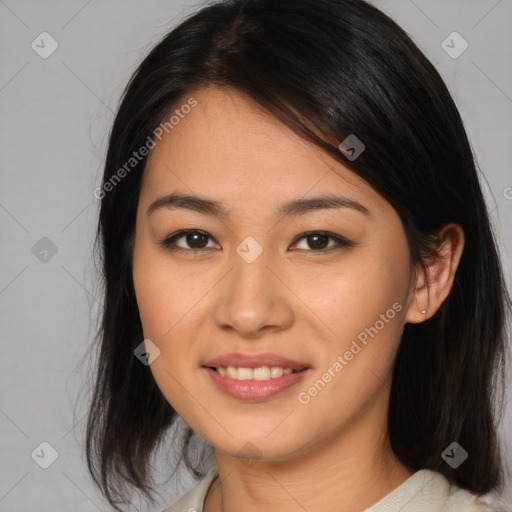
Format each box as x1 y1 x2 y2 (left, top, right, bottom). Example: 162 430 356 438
201 352 311 402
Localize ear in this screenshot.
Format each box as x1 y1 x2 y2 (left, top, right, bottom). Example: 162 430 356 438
405 223 465 324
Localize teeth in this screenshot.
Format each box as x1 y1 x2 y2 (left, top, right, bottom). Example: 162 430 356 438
217 366 297 380
270 366 283 378
237 367 253 380
253 366 271 380
226 366 238 379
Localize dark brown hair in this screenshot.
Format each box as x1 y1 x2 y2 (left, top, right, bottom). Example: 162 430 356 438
84 0 511 509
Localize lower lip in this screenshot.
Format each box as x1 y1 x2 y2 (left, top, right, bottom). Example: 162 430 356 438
204 367 310 402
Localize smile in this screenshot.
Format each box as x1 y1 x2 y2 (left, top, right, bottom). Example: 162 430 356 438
201 352 312 402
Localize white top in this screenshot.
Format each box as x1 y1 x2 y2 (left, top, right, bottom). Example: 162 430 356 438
159 465 502 512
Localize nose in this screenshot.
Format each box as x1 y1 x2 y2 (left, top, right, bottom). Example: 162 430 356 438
212 248 294 338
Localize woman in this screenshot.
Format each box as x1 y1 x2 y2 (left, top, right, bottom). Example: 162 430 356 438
85 0 511 510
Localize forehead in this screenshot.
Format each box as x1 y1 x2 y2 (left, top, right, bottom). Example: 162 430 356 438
141 86 385 215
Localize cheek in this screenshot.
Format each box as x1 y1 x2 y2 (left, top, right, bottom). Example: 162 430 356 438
304 252 408 343
132 253 196 418
132 236 209 409
132 236 202 340
294 278 405 430
299 238 409 399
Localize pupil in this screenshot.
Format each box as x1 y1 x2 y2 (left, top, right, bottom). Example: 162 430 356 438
309 235 328 250
187 232 208 248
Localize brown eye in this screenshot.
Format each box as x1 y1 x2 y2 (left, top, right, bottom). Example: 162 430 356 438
302 234 330 250
159 230 218 251
291 231 353 252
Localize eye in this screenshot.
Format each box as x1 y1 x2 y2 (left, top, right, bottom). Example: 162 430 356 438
159 230 219 252
290 231 353 253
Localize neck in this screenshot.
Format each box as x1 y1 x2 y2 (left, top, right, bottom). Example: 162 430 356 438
204 412 414 512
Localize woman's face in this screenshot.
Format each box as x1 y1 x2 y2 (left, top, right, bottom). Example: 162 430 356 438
132 86 415 462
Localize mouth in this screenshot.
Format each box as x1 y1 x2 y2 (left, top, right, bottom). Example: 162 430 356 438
201 353 311 402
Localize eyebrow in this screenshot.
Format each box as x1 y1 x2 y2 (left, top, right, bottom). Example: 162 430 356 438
146 192 370 219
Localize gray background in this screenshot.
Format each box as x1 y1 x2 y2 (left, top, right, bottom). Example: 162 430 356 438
1 0 511 511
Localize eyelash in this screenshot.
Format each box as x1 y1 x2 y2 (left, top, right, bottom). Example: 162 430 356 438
158 230 353 255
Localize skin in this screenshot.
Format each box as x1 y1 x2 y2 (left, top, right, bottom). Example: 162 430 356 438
132 86 465 512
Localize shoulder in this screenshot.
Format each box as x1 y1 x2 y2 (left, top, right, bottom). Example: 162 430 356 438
438 471 504 512
446 483 503 512
364 469 505 512
158 465 219 512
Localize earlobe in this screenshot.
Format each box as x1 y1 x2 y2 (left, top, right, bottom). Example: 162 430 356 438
405 269 430 324
405 223 465 324
416 295 427 317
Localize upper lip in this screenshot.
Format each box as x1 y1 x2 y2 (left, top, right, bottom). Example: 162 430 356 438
202 352 310 371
